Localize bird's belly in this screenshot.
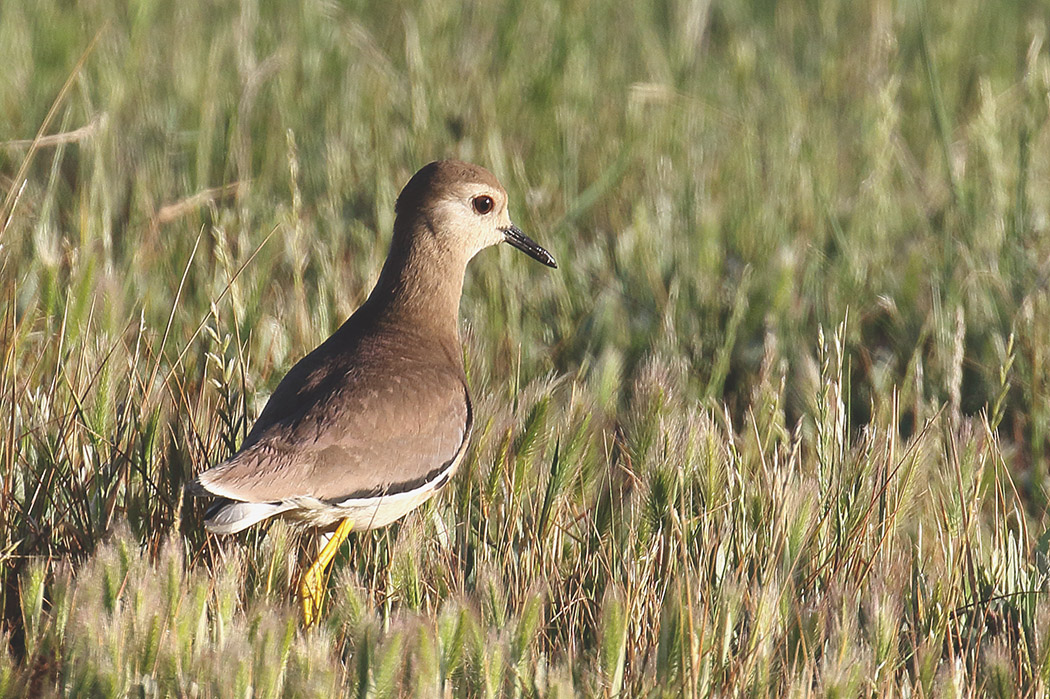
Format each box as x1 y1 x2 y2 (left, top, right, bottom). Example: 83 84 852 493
286 449 464 531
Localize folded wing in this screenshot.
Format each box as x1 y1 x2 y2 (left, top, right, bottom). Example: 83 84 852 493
189 351 471 531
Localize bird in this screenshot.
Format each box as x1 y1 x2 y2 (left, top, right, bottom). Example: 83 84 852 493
187 160 557 625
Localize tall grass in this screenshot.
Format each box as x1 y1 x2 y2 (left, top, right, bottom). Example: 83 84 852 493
2 0 1049 694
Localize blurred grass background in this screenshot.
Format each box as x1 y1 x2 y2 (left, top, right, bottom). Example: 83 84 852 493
2 0 1050 695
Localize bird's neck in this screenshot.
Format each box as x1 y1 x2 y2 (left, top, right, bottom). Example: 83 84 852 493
363 220 469 342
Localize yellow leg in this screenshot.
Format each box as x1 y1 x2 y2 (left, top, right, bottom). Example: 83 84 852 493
299 518 354 626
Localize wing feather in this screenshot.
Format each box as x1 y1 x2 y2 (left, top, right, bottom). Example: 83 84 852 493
190 326 471 507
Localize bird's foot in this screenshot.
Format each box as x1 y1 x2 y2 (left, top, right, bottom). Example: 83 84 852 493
298 518 354 627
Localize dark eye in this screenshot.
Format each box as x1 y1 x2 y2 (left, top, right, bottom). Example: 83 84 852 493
472 195 494 215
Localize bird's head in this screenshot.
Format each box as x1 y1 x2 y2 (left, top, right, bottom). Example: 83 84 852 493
394 160 557 269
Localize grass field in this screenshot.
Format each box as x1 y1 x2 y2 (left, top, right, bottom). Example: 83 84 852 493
2 0 1050 695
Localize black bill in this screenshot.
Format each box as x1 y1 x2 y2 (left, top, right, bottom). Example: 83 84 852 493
502 225 557 268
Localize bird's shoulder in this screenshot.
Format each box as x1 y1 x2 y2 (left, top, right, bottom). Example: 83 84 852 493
244 314 466 447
